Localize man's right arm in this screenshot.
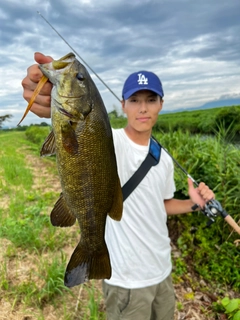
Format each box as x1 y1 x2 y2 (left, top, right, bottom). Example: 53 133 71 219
21 52 53 118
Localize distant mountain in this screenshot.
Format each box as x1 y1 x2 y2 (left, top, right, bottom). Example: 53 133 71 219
162 98 240 114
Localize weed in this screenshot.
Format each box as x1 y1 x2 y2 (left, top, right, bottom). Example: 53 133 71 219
36 253 71 306
176 302 184 311
0 261 9 290
213 297 240 320
172 257 187 276
79 282 106 320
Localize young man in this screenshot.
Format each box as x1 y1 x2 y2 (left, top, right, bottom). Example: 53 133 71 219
22 53 214 320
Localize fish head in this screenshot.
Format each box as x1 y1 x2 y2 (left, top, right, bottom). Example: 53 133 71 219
39 53 93 120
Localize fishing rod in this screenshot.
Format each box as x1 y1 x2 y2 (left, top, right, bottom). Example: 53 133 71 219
37 12 240 235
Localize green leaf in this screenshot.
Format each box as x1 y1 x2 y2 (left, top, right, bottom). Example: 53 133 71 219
225 299 240 313
233 310 240 320
221 297 230 307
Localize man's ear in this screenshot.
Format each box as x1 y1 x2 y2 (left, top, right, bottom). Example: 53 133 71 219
159 98 164 112
121 100 126 113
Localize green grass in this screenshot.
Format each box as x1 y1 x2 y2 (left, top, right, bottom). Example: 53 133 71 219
0 130 105 319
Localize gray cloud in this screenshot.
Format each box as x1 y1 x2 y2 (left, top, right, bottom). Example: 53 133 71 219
0 0 240 127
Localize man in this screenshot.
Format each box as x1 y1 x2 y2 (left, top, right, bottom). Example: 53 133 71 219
22 53 214 320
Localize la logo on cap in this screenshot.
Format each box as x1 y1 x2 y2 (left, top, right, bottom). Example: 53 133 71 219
138 73 148 85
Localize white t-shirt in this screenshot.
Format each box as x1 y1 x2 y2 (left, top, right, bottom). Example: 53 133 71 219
104 128 176 289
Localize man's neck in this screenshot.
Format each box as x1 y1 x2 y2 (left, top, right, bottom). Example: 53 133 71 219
124 127 151 146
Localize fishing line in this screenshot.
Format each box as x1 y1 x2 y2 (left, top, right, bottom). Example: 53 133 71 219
37 11 121 103
36 11 240 234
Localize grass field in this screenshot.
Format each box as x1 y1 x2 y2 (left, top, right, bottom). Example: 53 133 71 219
0 131 105 320
0 129 239 319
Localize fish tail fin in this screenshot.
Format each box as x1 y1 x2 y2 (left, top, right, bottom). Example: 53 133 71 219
64 241 111 288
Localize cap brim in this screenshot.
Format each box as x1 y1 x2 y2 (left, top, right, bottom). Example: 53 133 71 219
123 87 163 100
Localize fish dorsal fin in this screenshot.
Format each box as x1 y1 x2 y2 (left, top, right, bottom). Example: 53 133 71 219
108 176 123 221
40 130 56 157
50 193 76 227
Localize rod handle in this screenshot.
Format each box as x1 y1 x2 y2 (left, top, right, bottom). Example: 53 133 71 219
224 215 240 235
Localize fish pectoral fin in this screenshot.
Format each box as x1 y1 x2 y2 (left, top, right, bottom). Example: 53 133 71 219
64 242 111 288
40 130 56 156
50 193 76 227
108 176 123 221
61 121 79 155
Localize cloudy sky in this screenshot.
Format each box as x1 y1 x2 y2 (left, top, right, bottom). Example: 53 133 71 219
1 0 240 127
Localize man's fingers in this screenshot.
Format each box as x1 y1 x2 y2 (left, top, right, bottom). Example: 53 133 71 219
198 182 215 201
23 87 51 107
34 52 53 64
30 103 51 118
22 76 52 96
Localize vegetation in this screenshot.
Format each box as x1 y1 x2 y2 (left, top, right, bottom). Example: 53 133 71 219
219 297 240 320
154 105 240 138
154 128 240 289
0 131 104 319
25 125 51 148
0 105 240 319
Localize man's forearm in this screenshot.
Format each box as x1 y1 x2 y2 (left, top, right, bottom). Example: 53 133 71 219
164 198 200 215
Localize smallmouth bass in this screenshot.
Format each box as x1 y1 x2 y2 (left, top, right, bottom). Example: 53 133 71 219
20 53 123 287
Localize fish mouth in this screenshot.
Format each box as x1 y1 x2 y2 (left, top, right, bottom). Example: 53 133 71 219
58 107 74 118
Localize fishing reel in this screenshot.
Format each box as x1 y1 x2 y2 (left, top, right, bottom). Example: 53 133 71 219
193 199 228 224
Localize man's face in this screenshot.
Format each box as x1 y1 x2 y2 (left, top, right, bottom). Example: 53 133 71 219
122 90 163 134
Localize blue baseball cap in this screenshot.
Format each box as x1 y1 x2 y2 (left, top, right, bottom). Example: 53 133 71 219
122 71 164 100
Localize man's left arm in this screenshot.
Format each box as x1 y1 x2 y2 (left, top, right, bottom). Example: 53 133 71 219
164 178 215 215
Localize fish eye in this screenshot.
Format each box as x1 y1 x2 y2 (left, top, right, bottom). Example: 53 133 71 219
76 72 85 81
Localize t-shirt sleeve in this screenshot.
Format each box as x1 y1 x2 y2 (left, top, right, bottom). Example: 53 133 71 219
164 159 176 200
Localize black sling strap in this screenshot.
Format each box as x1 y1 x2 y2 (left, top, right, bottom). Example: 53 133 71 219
122 137 162 201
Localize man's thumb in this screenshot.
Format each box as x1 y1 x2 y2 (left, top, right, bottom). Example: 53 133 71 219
187 177 194 189
34 52 53 64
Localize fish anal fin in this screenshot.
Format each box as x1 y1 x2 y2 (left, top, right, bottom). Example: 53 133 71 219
108 176 123 221
64 242 111 288
50 193 76 227
40 130 56 157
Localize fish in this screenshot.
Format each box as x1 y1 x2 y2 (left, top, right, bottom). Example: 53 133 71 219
19 53 123 287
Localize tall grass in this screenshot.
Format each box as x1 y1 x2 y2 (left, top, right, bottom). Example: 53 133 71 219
154 129 240 290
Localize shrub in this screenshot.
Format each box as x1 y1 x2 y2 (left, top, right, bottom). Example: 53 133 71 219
25 125 51 147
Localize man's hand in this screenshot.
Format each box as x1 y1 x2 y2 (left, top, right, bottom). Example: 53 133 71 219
22 52 53 118
188 178 215 209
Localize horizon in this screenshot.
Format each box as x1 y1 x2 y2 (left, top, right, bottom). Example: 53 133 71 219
2 100 240 129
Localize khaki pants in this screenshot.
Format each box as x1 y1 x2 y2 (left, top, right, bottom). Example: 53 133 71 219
102 274 175 320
